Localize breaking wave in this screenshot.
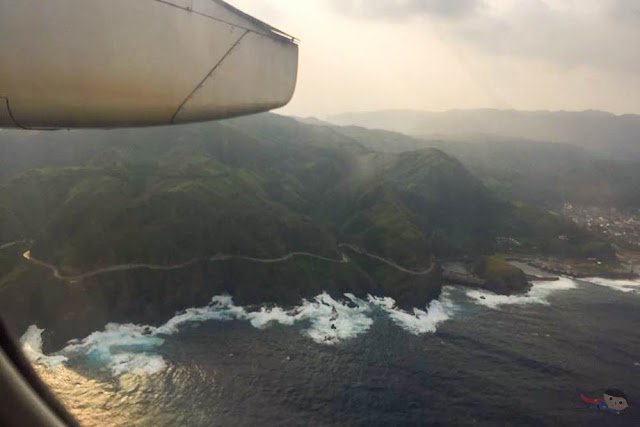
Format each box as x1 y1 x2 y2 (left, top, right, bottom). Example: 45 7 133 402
246 293 375 344
369 287 457 335
582 277 640 294
62 323 167 376
466 277 578 309
19 325 68 368
21 292 457 377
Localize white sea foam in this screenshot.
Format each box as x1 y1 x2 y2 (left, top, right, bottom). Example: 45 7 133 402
244 292 374 344
20 291 458 376
369 288 457 335
583 277 640 294
156 295 247 335
19 325 68 368
109 353 167 376
58 295 248 376
245 306 298 329
61 323 166 376
467 277 578 309
298 293 374 344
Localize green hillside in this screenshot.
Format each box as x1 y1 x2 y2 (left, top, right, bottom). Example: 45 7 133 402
298 119 640 209
0 115 497 270
0 113 617 348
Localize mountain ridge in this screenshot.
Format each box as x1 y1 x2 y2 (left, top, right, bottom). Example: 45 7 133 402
327 109 640 161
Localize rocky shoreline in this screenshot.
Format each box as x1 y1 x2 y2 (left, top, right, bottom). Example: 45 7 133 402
506 256 639 280
2 245 443 352
6 239 634 353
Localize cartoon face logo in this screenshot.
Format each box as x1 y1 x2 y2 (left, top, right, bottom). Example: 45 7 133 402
581 388 629 415
603 391 628 412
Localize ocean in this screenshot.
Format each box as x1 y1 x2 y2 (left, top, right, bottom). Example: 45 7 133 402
21 275 640 426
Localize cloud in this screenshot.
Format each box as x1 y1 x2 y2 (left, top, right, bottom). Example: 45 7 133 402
442 0 640 74
609 0 640 23
330 0 484 21
326 0 639 73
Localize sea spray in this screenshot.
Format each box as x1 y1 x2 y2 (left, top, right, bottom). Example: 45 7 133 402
369 287 457 335
466 277 578 309
243 293 374 343
155 295 247 335
583 277 640 294
297 293 374 344
19 325 68 368
22 291 458 376
62 323 167 375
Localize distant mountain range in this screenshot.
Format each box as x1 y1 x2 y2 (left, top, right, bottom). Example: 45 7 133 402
297 117 640 209
328 109 640 161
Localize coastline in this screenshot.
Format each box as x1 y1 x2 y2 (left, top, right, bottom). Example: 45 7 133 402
506 256 639 280
6 239 637 352
4 244 442 351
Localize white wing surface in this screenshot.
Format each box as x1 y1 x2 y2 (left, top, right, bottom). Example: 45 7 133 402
0 0 298 129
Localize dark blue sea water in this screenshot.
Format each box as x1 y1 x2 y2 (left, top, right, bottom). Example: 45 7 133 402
23 276 640 426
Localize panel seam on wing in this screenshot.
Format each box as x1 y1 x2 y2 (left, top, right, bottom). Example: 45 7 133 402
150 0 295 42
170 30 249 124
0 96 28 129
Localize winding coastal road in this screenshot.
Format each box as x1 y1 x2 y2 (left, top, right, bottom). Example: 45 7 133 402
338 243 436 276
21 244 436 283
22 251 205 281
0 240 30 251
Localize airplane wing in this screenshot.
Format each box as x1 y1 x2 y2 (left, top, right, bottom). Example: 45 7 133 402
0 0 298 129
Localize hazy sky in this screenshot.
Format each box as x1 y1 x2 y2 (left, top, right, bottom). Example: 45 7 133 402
228 0 640 117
